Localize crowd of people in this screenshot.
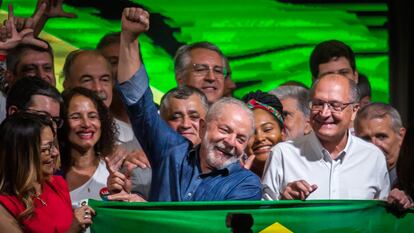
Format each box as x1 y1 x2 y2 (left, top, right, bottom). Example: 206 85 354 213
0 2 413 232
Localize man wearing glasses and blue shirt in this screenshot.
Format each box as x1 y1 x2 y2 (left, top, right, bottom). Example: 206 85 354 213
262 74 390 200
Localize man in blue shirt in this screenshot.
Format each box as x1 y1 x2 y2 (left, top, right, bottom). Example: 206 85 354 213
107 7 262 202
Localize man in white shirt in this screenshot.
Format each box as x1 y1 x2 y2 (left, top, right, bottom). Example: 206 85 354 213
262 74 390 200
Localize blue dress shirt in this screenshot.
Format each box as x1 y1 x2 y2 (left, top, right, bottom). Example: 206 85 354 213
117 66 262 201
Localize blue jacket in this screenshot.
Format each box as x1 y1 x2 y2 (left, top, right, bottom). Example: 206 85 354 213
117 67 262 201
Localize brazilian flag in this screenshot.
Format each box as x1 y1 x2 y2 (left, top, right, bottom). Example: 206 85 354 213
89 200 414 233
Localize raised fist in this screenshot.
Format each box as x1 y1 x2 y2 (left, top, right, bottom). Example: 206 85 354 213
121 7 149 39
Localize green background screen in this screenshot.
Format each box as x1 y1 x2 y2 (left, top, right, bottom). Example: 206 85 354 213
1 0 389 103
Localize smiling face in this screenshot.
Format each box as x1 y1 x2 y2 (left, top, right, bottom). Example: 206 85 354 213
178 48 225 103
355 116 405 169
310 75 358 145
64 52 113 107
162 94 207 146
14 50 56 86
200 103 252 171
40 126 59 180
67 94 101 153
246 108 282 162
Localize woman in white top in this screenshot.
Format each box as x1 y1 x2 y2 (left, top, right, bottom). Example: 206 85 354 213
58 87 116 207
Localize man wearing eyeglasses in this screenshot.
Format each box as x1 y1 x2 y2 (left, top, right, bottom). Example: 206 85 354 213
174 42 228 104
262 74 390 200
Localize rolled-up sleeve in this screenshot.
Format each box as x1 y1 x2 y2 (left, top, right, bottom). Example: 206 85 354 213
117 66 149 105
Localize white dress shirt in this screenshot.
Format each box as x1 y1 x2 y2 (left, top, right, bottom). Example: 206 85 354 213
262 131 390 200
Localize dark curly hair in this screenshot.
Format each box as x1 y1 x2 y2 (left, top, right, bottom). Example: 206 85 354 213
58 87 117 175
242 90 284 129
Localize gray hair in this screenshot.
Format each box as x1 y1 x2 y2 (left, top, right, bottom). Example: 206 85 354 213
310 74 360 103
270 85 310 117
174 41 226 79
355 102 404 133
61 49 112 82
160 86 209 118
206 97 254 136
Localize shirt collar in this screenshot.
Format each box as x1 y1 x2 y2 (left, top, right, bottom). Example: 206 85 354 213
309 130 354 163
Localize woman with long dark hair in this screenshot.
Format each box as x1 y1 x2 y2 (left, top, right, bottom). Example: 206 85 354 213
58 87 116 207
0 112 94 232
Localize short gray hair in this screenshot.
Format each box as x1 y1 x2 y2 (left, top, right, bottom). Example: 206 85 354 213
160 86 209 119
355 102 404 133
174 41 226 78
310 74 360 102
61 49 112 82
270 85 310 117
206 97 254 136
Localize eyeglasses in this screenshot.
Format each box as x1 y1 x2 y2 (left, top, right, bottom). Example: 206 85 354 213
309 100 355 113
40 141 59 156
190 63 228 79
22 108 63 129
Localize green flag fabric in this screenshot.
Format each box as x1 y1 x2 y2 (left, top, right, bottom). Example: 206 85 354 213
89 199 414 233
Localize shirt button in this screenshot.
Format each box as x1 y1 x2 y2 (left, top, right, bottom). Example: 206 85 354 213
187 192 192 197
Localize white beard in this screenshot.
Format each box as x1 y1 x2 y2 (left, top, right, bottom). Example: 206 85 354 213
202 132 239 170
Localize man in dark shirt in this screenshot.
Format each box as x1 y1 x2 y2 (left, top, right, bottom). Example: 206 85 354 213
108 7 262 202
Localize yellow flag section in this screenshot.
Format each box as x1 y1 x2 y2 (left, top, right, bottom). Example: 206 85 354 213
260 222 293 233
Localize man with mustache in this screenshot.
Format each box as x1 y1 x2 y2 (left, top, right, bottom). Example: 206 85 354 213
62 49 147 154
62 50 152 196
108 7 261 202
262 74 389 200
63 50 113 108
159 86 209 147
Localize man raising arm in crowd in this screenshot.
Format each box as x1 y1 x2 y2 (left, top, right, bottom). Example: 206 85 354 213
110 7 261 202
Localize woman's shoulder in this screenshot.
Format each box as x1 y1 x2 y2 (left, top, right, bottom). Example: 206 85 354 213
0 194 24 217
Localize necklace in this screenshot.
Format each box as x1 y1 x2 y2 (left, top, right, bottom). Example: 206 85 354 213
33 193 47 207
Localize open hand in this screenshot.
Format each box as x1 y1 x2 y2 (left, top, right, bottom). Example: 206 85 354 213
0 4 48 52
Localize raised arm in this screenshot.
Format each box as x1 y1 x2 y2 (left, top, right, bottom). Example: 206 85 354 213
0 4 48 55
116 8 187 165
117 7 149 83
31 0 77 36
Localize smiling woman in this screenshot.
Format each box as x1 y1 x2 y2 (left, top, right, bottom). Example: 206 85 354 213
242 90 284 177
0 112 90 232
58 87 116 208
